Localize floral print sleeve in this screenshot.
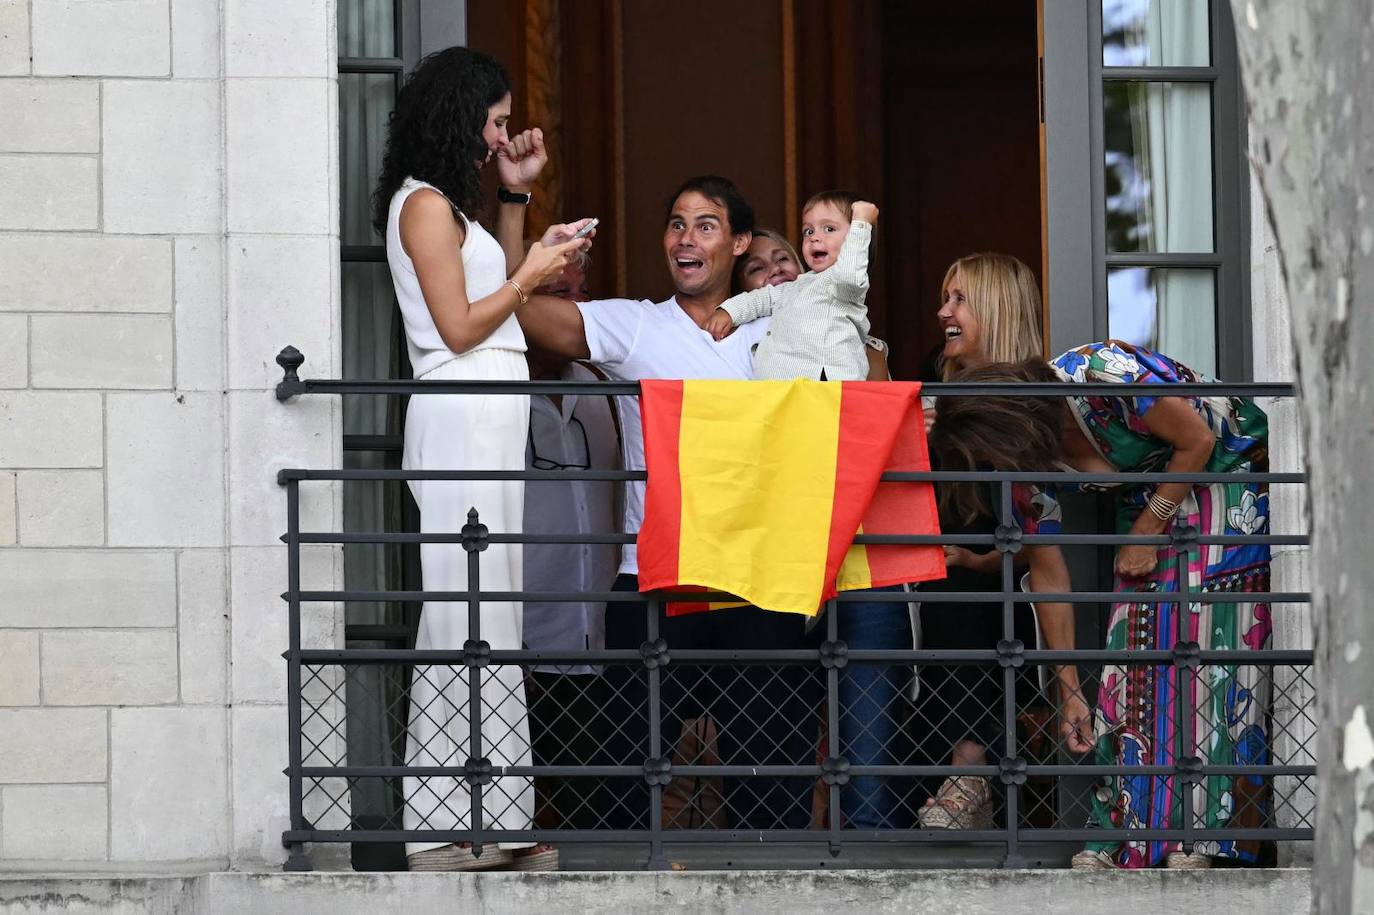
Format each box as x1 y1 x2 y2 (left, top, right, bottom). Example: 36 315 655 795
1050 340 1198 431
1011 483 1063 535
1050 340 1267 474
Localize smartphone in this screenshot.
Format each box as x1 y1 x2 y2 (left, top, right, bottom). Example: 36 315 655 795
571 217 599 240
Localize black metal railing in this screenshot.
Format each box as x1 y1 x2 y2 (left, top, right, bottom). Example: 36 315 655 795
273 346 1313 872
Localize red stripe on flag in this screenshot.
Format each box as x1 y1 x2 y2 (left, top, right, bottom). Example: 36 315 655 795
635 379 685 593
859 382 946 588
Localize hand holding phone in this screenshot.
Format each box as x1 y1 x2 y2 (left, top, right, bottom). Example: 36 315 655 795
571 217 599 240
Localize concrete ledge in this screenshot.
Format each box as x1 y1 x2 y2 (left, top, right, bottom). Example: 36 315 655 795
0 868 1312 914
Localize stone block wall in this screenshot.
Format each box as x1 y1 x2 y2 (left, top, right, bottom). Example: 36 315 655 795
0 0 342 870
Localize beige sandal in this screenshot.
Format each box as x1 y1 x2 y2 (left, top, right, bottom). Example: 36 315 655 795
1165 850 1211 869
406 843 512 872
1070 849 1116 870
918 775 994 829
508 843 560 872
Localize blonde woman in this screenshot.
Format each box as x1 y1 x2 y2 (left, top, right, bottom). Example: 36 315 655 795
916 253 1091 831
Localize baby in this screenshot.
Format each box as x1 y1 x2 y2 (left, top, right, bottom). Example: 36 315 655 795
706 191 879 381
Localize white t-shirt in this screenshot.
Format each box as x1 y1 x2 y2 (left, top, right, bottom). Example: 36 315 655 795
575 296 771 575
522 363 620 674
386 177 525 378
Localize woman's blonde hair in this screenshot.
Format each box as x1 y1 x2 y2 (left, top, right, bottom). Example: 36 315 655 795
732 227 802 293
939 253 1044 379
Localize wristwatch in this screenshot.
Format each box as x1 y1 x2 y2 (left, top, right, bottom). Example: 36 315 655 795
497 186 532 205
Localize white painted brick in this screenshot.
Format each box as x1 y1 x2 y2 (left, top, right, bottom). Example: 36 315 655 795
107 392 226 547
0 391 102 468
177 549 227 704
16 469 104 546
0 235 173 313
0 550 176 628
230 704 288 865
227 390 335 545
32 0 170 77
229 545 339 704
42 630 178 705
0 0 28 76
0 79 100 152
174 237 225 391
111 707 228 861
226 236 334 389
0 708 106 782
0 631 39 705
31 314 173 389
172 0 220 78
103 80 221 234
0 155 97 231
226 80 331 234
225 0 328 78
0 471 13 545
0 314 24 387
0 785 107 860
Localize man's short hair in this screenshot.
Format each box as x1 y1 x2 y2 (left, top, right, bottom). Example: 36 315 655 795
665 175 755 236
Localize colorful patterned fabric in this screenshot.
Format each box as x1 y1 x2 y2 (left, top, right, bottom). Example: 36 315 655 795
1050 341 1272 868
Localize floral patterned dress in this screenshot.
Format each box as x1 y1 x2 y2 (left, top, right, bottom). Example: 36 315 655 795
1049 341 1271 867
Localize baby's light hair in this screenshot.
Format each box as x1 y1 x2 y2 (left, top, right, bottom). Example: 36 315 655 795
802 189 861 222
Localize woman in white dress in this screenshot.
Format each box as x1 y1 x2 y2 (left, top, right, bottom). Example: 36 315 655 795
372 46 593 872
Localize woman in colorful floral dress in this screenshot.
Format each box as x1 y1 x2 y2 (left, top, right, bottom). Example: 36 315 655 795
931 341 1272 870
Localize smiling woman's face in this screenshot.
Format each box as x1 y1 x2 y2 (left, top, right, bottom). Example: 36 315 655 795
737 235 802 291
937 267 984 365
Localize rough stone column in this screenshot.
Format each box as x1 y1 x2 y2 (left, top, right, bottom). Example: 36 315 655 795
1229 1 1374 910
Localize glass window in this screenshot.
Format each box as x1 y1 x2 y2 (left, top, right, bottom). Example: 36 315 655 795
338 0 396 59
1108 266 1216 374
1103 81 1214 253
1102 0 1211 67
339 74 396 247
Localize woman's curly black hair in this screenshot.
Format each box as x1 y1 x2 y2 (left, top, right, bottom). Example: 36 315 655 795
371 47 511 232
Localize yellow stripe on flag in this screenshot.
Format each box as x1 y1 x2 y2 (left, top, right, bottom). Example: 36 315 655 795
675 380 842 616
836 524 873 591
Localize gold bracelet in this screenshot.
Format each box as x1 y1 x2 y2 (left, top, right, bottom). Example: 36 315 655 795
505 278 529 308
1146 491 1180 522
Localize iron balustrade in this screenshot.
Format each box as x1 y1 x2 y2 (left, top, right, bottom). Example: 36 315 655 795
274 345 1314 872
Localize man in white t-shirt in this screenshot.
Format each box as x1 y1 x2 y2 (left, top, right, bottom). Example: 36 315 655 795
519 176 818 832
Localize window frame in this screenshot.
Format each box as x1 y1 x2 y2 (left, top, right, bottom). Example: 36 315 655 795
1044 0 1251 379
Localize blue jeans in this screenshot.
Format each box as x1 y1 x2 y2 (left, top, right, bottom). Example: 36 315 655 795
834 586 915 830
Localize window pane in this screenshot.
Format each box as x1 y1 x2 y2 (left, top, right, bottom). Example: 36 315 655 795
1103 0 1210 67
339 73 396 247
1108 267 1216 375
338 0 396 59
1104 81 1213 253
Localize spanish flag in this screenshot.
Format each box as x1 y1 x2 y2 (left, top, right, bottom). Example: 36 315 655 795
637 379 945 617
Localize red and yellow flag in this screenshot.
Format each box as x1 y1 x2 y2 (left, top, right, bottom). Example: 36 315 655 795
637 379 945 617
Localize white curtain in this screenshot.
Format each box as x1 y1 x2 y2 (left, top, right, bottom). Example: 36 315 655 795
338 0 410 827
1131 0 1216 373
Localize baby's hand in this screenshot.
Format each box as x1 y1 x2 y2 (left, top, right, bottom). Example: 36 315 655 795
704 308 735 341
852 201 879 224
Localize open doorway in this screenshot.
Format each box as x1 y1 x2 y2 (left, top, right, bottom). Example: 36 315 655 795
469 0 1044 380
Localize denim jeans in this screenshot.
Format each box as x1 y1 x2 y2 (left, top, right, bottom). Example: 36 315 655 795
833 586 915 829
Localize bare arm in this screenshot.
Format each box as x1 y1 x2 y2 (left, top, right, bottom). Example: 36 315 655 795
402 190 583 354
1115 396 1216 577
518 294 591 361
1026 544 1094 753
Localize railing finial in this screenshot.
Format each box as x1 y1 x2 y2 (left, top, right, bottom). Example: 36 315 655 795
276 346 306 401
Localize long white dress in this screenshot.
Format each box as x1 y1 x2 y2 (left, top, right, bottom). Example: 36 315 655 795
386 178 533 855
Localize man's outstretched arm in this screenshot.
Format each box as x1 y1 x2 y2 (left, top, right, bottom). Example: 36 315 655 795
519 294 592 361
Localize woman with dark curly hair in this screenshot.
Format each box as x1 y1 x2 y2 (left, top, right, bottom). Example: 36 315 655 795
375 46 592 873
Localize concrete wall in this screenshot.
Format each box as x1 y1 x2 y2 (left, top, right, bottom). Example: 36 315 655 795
0 0 342 870
0 869 1315 915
